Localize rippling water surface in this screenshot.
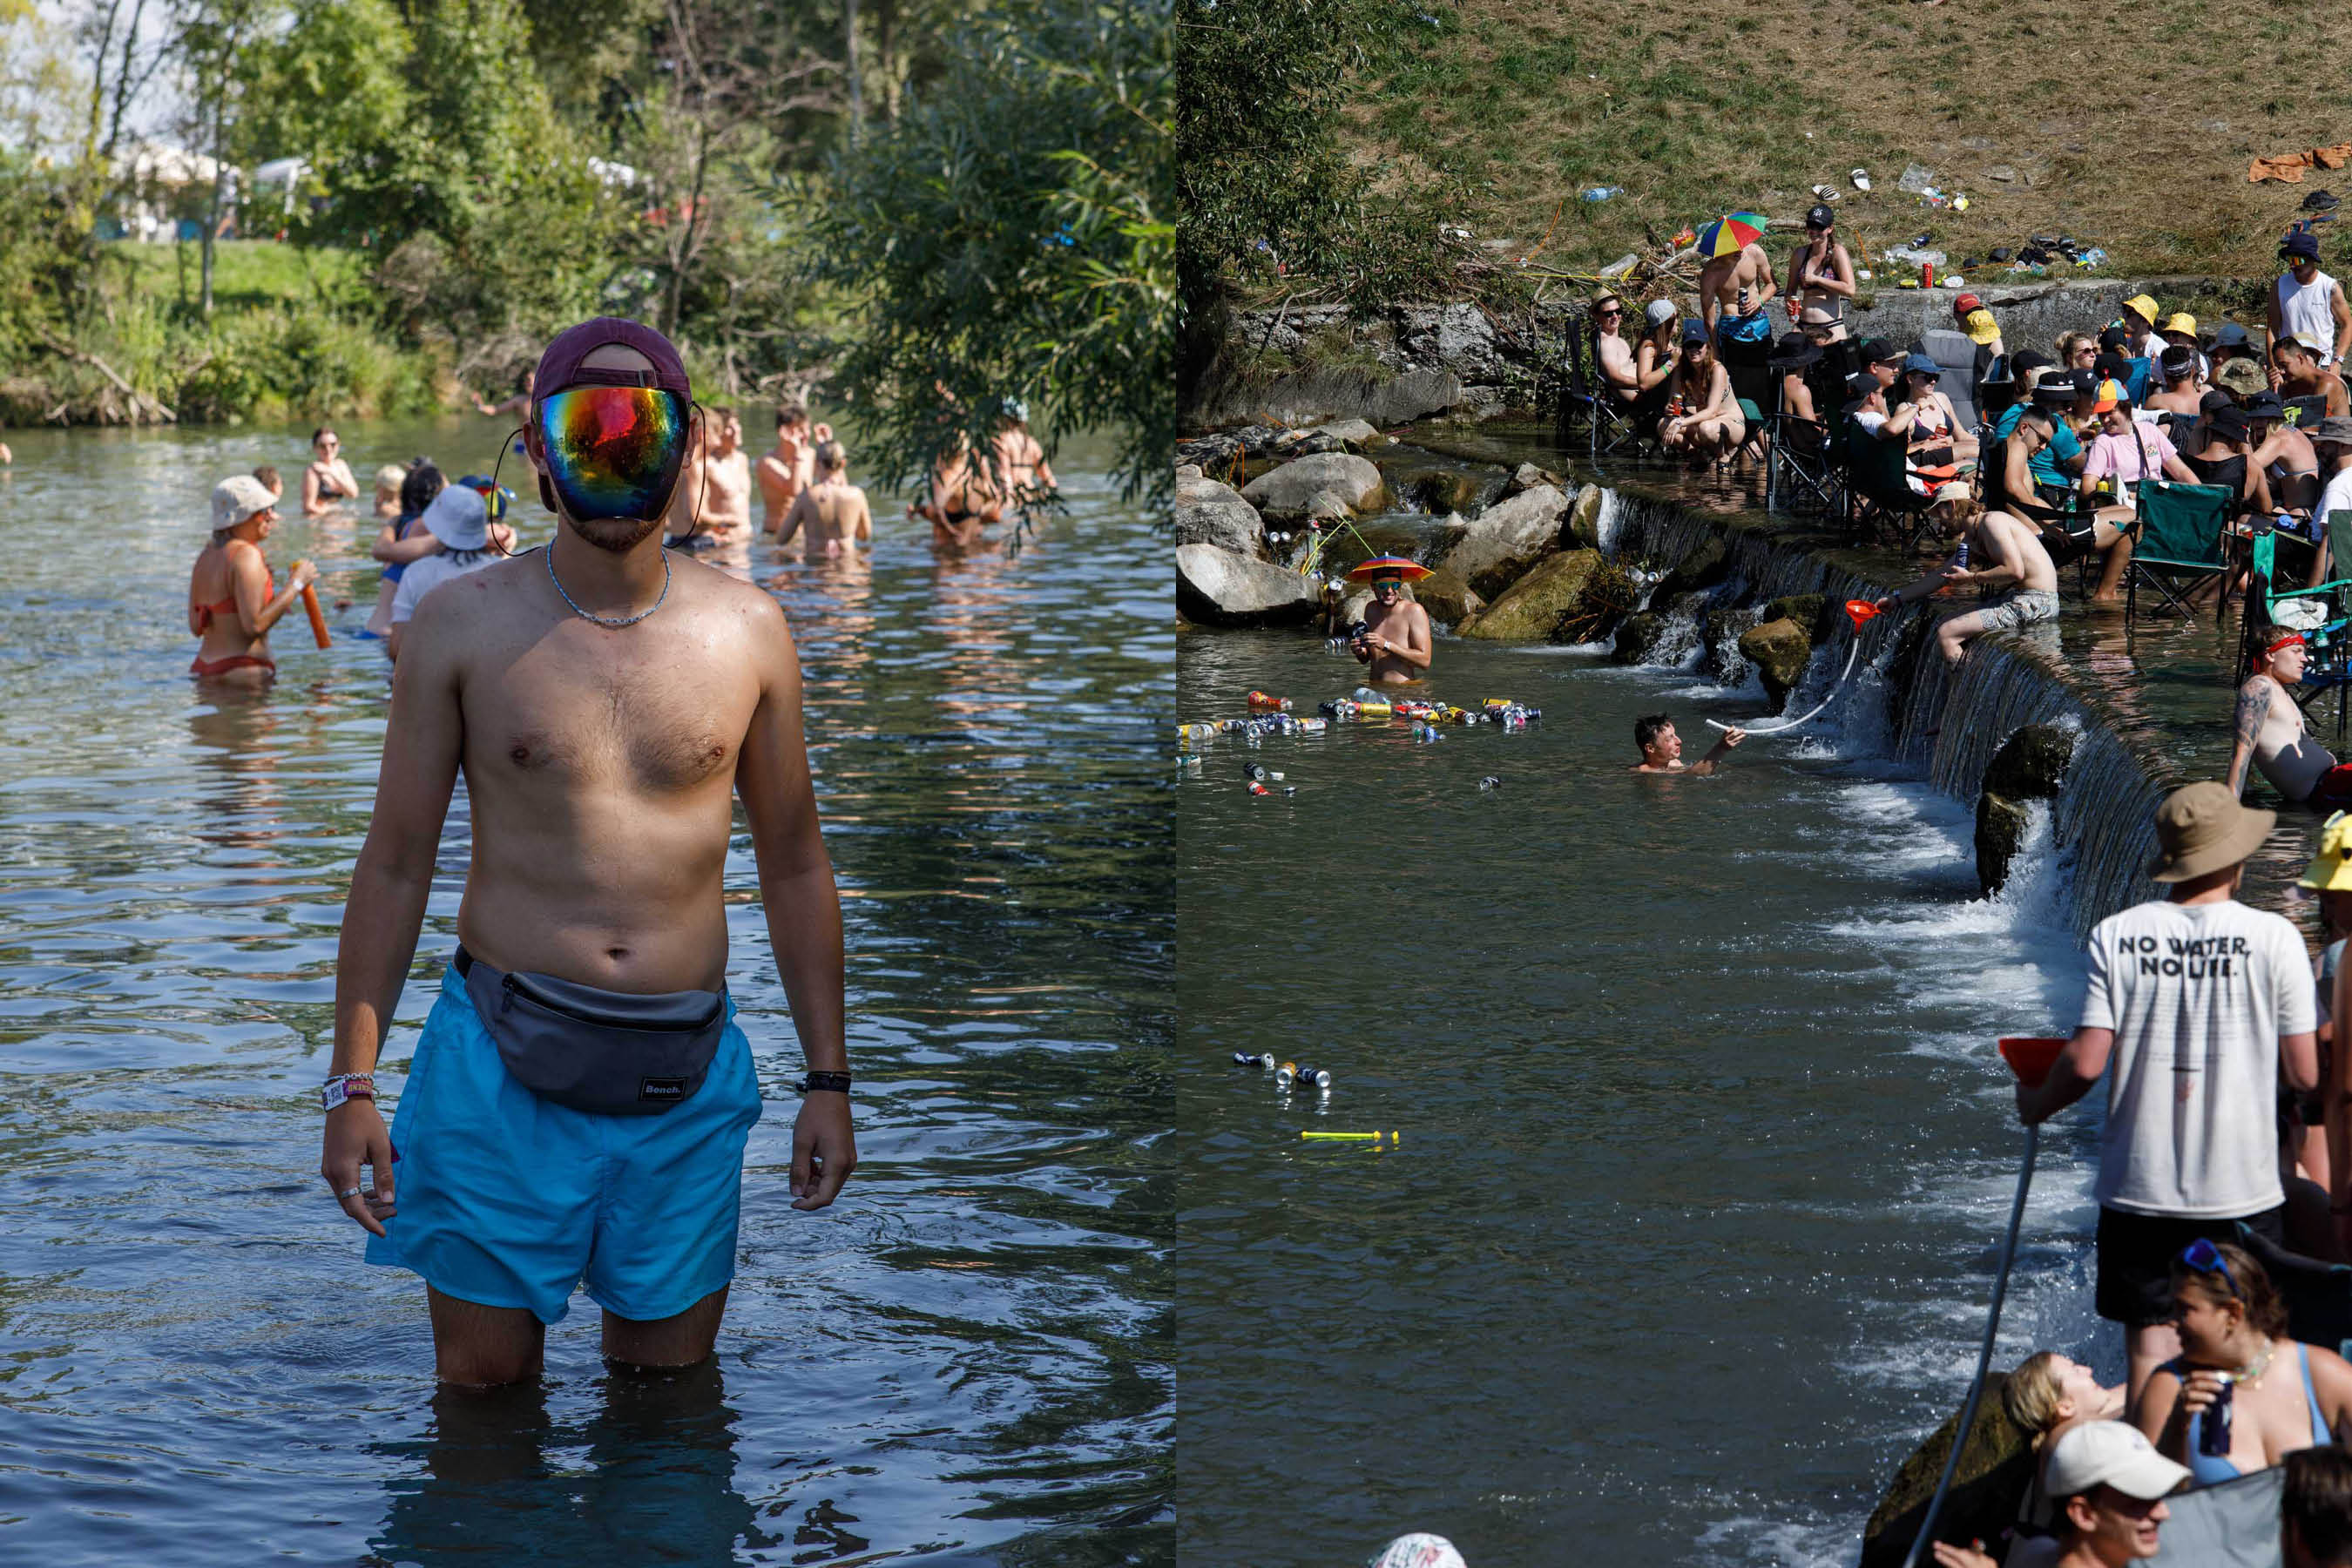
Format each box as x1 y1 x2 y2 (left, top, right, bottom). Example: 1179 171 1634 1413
1177 628 2104 1568
0 419 1170 1565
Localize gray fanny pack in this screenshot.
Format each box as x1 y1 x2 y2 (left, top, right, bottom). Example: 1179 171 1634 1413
457 946 727 1115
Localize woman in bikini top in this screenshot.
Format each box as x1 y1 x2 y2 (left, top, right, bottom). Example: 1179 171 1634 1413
190 476 317 681
302 427 360 516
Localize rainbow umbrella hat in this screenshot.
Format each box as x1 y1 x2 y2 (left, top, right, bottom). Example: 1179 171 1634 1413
1348 555 1433 583
1695 213 1768 258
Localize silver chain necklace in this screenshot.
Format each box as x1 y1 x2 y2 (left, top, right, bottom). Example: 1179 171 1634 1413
545 539 670 628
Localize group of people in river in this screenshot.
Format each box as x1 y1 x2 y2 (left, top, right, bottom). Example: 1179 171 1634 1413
185 361 1059 684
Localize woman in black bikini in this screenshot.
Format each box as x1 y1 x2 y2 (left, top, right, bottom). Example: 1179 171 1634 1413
302 427 359 517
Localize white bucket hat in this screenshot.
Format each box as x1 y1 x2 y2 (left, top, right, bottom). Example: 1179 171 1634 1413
419 484 489 551
210 474 275 531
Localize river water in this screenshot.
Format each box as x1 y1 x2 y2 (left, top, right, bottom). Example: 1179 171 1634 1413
1175 622 2114 1566
0 419 1170 1565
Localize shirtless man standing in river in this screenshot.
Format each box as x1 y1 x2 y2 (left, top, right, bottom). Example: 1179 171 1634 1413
672 405 753 550
1351 563 1432 684
2229 632 2352 809
757 403 814 536
321 318 852 1385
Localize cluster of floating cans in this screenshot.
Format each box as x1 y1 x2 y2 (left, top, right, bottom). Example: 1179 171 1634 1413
1232 1050 1334 1092
1175 691 1538 789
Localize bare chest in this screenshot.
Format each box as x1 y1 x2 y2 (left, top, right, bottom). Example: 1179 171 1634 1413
463 638 757 794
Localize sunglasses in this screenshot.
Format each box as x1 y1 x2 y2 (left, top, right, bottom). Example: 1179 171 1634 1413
535 385 690 522
1598 308 1624 319
2180 1238 2240 1299
1371 578 1403 591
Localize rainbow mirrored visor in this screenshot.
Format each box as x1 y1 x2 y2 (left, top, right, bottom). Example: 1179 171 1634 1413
535 385 688 522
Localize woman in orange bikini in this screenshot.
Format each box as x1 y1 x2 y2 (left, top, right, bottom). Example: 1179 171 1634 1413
188 475 317 683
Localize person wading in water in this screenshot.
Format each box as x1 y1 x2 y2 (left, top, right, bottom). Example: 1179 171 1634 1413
321 317 854 1384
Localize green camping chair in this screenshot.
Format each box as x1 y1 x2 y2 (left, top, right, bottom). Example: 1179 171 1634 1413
2123 481 2234 626
2240 513 2352 737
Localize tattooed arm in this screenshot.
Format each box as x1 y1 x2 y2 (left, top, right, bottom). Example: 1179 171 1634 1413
2227 676 2274 794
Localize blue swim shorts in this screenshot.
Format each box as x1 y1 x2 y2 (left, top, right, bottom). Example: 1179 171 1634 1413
364 963 764 1325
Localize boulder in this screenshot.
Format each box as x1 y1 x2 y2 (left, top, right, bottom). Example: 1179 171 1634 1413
1408 467 1499 517
1240 452 1389 520
1368 368 1467 426
1273 430 1347 457
1976 724 2076 894
1428 483 1571 598
1564 483 1607 549
1234 424 1288 458
1767 593 1829 645
1458 548 1606 641
1503 462 1566 500
1314 418 1385 449
1738 617 1813 706
1175 471 1267 558
1658 533 1730 598
1984 723 2076 801
1175 544 1320 627
1409 566 1482 628
1611 611 1671 666
1860 1375 2035 1568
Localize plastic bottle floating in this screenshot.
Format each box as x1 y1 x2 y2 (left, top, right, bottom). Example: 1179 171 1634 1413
1232 1051 1276 1070
1177 721 1218 745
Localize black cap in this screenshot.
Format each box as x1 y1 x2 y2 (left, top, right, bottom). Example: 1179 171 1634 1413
1768 331 1823 368
2208 405 2250 443
2199 388 2234 413
2070 367 2102 395
1860 337 1901 365
2099 325 2131 352
2246 390 2288 421
1805 203 1835 230
2011 348 2054 375
1846 369 1881 399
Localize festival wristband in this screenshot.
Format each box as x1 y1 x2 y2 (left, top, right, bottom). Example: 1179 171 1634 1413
798 1071 853 1095
321 1073 376 1112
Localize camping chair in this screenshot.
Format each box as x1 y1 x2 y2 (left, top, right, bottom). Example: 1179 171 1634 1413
1921 328 1980 429
1767 410 1838 515
1727 396 1770 476
2286 394 2332 430
1561 324 1649 459
2234 1224 2352 1355
2122 481 2234 626
2239 516 2352 736
1844 415 1942 550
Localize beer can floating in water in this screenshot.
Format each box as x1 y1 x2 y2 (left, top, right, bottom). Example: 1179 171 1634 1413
1297 716 1328 734
1247 781 1271 795
2200 1375 2234 1457
1248 691 1293 713
1177 721 1218 744
1232 1051 1276 1069
1268 771 1284 781
1483 697 1515 713
1219 718 1251 733
1282 786 1298 796
1274 1060 1299 1087
1293 1065 1333 1090
1318 698 1347 717
1479 775 1501 790
1357 702 1392 720
1245 763 1269 781
1177 754 1202 771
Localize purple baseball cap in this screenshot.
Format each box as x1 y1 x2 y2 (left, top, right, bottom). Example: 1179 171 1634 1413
533 317 693 400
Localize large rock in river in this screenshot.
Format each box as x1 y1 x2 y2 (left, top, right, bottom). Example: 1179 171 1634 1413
1860 1374 2034 1568
1176 544 1319 627
1409 566 1481 628
1564 483 1607 549
1738 617 1813 706
1427 484 1571 599
1175 470 1266 558
1458 549 1606 641
1976 723 2077 896
1240 452 1387 520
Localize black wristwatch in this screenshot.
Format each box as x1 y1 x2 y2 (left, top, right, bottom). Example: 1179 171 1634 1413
798 1071 852 1095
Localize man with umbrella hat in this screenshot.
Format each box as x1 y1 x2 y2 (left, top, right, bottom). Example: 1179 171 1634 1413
1698 213 1779 409
1347 556 1434 685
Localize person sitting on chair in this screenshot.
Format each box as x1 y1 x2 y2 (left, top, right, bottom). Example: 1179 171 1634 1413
2230 632 2352 809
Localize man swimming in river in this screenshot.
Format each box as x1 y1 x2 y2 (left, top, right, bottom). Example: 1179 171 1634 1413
1346 556 1433 683
321 316 853 1385
757 402 814 535
669 404 751 551
1630 713 1745 774
2229 632 2352 808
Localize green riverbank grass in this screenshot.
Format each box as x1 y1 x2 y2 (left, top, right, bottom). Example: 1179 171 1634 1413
1346 0 2352 298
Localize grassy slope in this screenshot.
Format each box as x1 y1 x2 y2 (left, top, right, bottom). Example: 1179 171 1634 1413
108 240 371 315
1350 0 2352 293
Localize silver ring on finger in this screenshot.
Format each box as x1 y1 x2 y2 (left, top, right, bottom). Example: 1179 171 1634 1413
337 1186 362 1200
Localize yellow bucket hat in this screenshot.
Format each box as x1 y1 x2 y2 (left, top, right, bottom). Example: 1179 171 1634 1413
2122 294 2161 327
2301 811 2352 891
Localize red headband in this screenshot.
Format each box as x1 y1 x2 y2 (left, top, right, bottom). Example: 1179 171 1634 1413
2269 632 2308 657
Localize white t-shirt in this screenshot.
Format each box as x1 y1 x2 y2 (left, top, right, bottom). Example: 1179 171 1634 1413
2078 898 2315 1218
389 549 493 625
2321 466 2352 531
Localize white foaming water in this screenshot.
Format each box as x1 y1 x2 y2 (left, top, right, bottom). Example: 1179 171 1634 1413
1720 791 2112 1566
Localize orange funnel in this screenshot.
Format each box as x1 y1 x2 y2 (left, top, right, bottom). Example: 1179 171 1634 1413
1998 1036 2067 1087
1844 598 1882 628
